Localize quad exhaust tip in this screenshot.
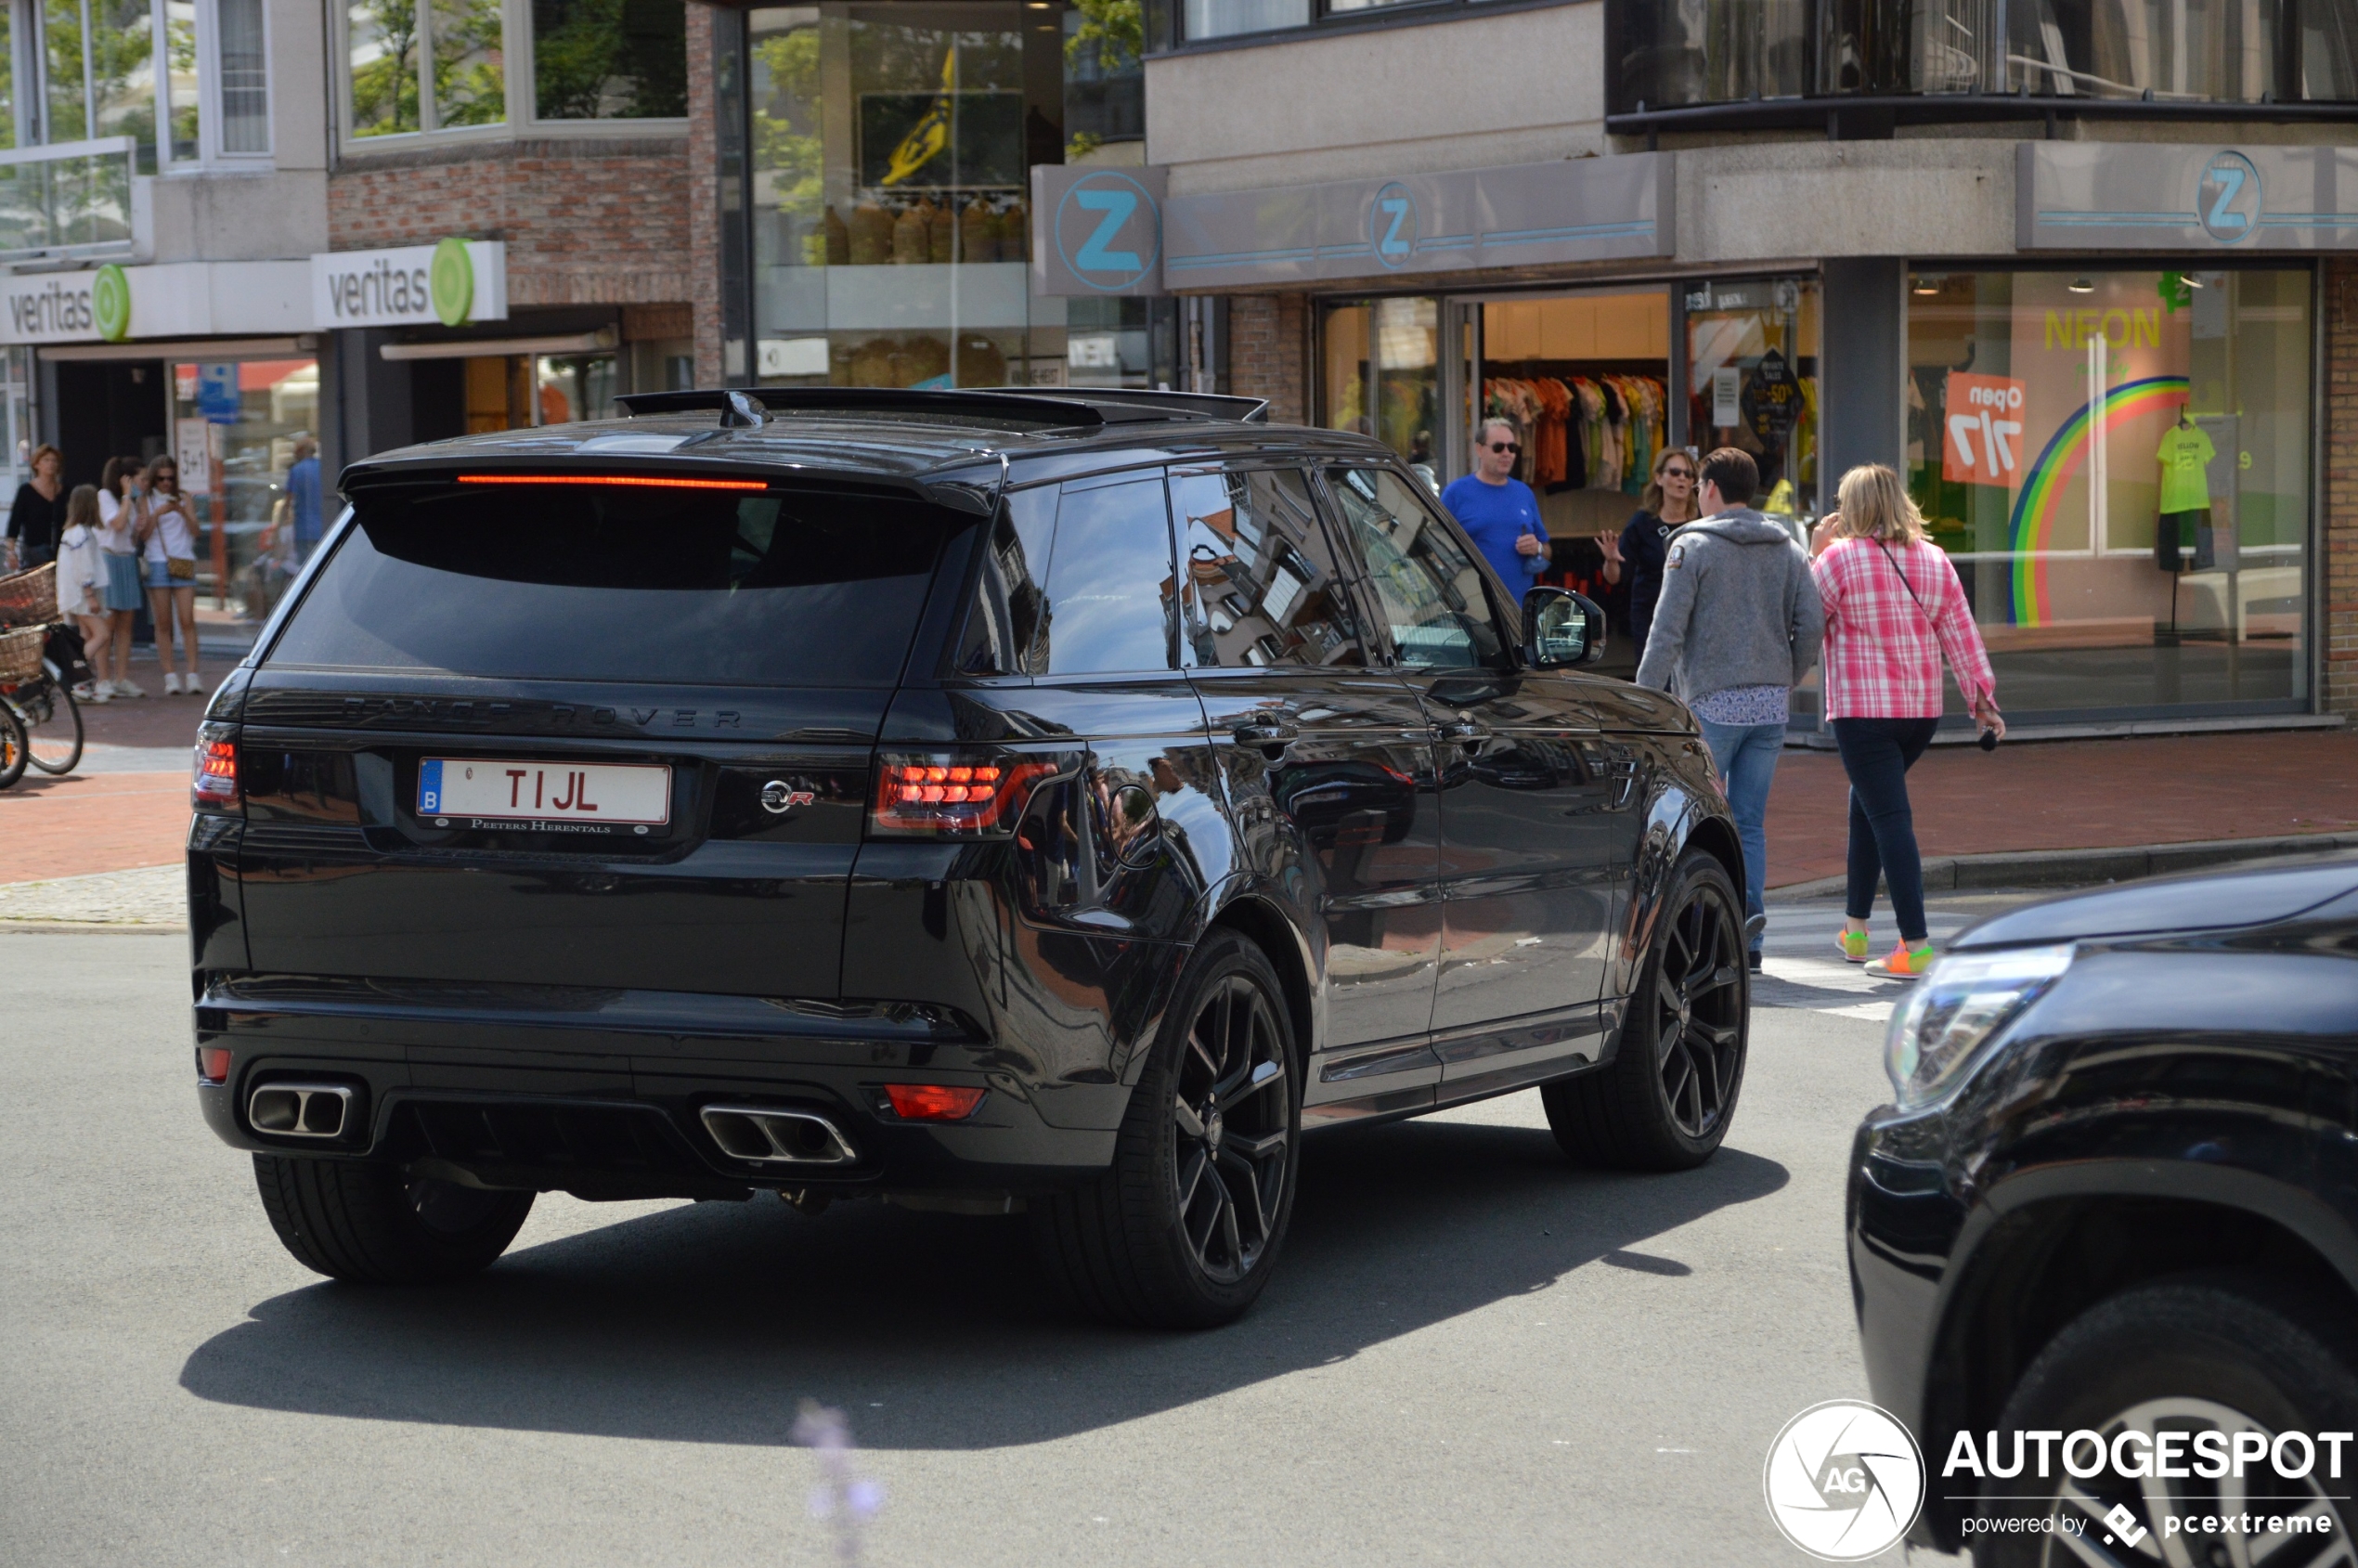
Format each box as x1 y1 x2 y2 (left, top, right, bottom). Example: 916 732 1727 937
701 1105 859 1166
248 1082 356 1140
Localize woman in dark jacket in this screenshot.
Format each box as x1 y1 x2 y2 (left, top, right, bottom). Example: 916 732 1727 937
1613 447 1700 656
4 443 66 569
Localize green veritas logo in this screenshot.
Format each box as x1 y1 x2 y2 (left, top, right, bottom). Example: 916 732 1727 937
429 239 473 327
92 264 130 342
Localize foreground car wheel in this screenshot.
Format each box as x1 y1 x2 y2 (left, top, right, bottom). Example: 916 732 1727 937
1541 847 1746 1172
1033 930 1299 1329
1978 1276 2358 1566
253 1155 535 1285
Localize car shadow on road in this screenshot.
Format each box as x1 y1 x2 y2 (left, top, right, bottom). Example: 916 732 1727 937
180 1118 1788 1450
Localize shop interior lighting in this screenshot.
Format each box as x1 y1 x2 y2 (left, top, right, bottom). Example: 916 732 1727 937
1911 279 1941 295
2067 278 2096 293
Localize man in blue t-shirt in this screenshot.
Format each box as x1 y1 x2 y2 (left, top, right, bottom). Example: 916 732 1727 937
286 438 323 562
1440 418 1548 592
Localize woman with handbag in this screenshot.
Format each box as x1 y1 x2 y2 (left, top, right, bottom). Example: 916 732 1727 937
94 456 147 697
1809 464 2003 977
131 454 202 695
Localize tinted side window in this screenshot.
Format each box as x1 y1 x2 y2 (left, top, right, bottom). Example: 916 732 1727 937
956 486 1056 676
1324 466 1507 671
1040 477 1177 676
1171 467 1367 668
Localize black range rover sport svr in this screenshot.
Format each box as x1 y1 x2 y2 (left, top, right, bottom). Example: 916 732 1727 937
188 386 1748 1328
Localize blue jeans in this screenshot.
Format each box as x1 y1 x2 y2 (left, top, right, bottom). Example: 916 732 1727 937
1832 717 1941 942
1697 718 1784 953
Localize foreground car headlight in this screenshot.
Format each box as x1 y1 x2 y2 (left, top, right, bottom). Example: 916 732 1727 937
1885 944 2075 1110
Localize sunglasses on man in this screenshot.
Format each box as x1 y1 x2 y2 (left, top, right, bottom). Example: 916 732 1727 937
1486 441 1520 454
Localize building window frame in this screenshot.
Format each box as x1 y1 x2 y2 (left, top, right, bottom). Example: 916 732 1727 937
6 0 271 168
332 0 689 155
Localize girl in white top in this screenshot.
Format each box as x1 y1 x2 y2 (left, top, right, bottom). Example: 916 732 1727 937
52 485 110 702
93 456 144 696
130 453 202 695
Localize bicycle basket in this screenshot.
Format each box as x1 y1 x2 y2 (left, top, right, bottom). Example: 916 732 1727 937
0 625 45 682
0 562 56 627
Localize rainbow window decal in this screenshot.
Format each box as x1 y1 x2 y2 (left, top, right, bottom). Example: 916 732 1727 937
2002 375 2190 627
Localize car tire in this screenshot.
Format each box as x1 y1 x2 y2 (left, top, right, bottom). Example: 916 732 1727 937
253 1154 535 1285
1031 929 1301 1329
1541 847 1747 1172
1976 1275 2358 1566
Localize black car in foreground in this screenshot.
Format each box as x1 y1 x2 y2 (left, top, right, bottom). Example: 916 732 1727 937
189 386 1748 1328
1850 853 2358 1562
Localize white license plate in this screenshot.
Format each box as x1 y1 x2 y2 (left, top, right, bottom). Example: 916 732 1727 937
417 758 671 826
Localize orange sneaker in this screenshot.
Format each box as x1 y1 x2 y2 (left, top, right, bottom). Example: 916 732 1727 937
1865 940 1936 978
1836 927 1870 964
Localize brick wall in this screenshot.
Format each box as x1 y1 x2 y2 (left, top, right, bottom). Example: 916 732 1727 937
328 134 694 311
2329 256 2356 715
685 2 721 385
1227 293 1309 425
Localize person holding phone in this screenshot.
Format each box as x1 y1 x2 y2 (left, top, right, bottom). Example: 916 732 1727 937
1441 417 1549 593
131 453 202 695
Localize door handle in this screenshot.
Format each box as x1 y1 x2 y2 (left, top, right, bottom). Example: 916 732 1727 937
1233 716 1300 758
1434 718 1489 746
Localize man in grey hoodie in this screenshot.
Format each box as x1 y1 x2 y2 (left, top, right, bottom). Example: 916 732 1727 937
1633 447 1825 970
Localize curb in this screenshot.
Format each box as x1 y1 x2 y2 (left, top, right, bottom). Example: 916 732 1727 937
0 920 187 935
1769 831 2358 902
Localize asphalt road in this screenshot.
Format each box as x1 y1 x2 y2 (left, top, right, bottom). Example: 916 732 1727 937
0 903 2003 1568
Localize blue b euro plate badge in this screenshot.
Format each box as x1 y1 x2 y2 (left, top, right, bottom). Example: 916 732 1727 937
418 758 443 815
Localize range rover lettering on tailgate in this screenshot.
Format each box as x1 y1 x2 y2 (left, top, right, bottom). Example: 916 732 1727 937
187 386 1746 1328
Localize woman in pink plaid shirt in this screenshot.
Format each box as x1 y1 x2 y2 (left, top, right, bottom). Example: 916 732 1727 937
1809 465 2005 977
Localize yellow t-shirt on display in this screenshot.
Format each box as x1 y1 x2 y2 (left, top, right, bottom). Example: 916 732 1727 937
2156 423 2215 514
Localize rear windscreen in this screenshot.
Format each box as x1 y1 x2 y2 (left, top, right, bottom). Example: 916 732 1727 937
268 483 959 685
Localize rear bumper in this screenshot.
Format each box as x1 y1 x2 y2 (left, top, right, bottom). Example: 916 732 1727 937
195 987 1121 1199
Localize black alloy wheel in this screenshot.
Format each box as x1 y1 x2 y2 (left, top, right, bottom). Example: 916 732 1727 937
1650 875 1745 1141
1170 973 1293 1285
1033 929 1302 1328
1542 847 1749 1171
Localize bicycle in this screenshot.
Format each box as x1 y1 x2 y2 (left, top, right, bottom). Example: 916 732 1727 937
0 562 84 783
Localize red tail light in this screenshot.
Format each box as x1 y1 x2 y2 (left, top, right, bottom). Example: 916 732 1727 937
869 751 1054 837
197 1047 231 1084
192 737 239 808
882 1083 987 1121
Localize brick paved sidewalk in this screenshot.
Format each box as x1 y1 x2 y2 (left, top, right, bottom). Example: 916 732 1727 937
1764 728 2358 889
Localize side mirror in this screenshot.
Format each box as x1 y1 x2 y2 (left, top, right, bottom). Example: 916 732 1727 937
1523 587 1607 669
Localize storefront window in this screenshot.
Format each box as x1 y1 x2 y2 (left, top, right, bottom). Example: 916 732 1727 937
1321 296 1438 486
745 1 1144 388
534 353 618 421
170 357 318 624
1685 277 1820 522
1906 268 2312 718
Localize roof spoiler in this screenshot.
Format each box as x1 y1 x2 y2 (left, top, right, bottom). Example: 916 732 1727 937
615 385 1271 427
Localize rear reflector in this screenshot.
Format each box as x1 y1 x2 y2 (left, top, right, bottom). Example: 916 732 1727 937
457 473 769 491
198 1047 231 1084
882 1084 987 1121
870 751 1055 838
192 737 238 808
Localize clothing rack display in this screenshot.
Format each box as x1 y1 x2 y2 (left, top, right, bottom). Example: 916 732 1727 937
1483 369 1668 496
